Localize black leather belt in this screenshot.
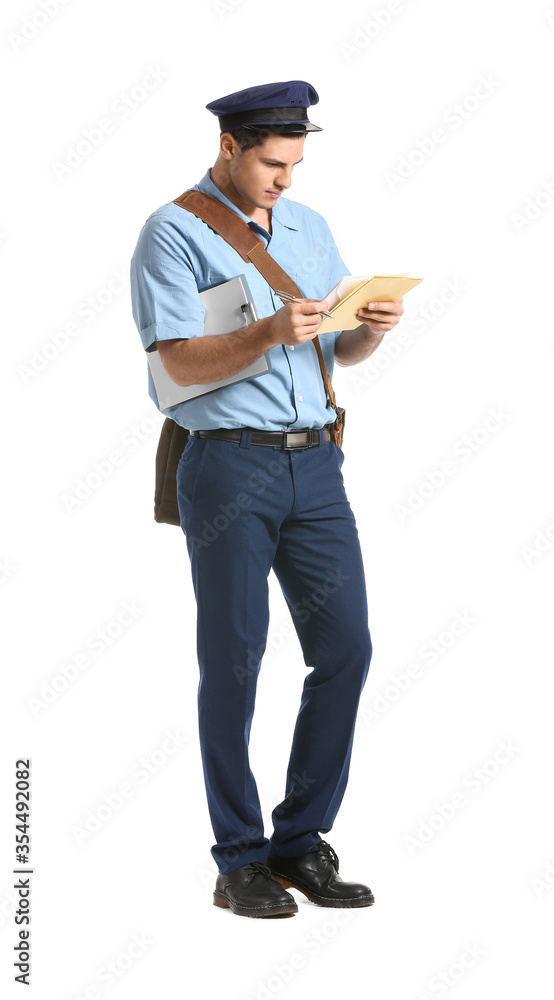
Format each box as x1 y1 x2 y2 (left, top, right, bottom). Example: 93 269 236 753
193 424 333 450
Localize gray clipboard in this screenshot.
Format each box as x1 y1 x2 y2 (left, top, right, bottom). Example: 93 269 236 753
147 274 272 409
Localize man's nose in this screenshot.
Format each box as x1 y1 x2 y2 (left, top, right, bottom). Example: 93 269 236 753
275 171 293 190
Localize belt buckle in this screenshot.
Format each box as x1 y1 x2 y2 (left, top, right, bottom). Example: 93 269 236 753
285 430 309 450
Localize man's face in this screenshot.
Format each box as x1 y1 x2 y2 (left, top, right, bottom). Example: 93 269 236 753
227 132 306 210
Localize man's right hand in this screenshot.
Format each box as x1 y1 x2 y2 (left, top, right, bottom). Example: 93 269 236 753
156 297 331 388
265 299 330 347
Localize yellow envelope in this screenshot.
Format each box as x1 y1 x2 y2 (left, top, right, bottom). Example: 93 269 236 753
317 274 423 335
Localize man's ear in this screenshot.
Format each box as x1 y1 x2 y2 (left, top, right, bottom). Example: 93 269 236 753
219 132 239 160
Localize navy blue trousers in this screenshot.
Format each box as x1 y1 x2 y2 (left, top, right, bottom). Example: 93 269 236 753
176 429 372 874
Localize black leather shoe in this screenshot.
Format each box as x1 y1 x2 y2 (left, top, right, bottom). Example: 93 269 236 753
266 840 374 908
213 861 298 917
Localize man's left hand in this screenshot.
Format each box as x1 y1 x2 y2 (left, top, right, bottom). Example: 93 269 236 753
355 298 403 334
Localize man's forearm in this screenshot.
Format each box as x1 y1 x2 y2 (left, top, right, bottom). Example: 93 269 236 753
159 317 275 386
334 324 386 366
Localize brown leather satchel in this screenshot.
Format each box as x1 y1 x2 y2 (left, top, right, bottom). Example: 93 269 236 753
153 189 345 525
154 416 189 525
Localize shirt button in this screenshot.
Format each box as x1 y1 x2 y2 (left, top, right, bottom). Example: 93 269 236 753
290 346 295 351
298 395 304 402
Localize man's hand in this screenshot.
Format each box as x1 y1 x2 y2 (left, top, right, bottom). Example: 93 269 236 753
155 297 331 387
334 297 405 366
266 298 330 347
355 298 404 334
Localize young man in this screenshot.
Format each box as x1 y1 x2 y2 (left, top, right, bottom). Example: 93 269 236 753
130 80 403 919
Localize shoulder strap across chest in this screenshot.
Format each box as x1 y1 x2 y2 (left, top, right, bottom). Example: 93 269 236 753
173 188 336 409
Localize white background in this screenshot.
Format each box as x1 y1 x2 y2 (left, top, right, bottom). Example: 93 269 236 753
2 0 553 997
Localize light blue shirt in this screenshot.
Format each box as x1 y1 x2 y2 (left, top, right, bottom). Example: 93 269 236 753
130 167 351 431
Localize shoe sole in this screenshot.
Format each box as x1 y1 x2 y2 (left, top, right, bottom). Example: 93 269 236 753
270 874 374 908
213 891 298 917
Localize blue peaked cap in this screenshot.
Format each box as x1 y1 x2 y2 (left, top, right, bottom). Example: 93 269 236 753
206 80 323 133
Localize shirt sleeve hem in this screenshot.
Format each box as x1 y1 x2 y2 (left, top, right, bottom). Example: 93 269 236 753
139 321 204 352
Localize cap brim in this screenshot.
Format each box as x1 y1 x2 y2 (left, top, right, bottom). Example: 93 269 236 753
240 121 323 133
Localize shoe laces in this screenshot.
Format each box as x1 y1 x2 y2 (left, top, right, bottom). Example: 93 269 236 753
316 840 340 872
245 861 273 880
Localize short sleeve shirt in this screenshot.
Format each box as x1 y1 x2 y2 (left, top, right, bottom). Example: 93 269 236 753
130 167 351 431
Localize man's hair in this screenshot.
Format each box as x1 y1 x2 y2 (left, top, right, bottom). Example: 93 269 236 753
221 127 307 152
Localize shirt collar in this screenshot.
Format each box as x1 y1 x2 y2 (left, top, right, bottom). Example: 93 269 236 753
193 167 298 236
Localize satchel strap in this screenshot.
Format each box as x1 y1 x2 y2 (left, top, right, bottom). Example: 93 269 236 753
173 188 337 410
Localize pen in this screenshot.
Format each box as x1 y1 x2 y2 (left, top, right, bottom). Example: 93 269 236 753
274 289 335 320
